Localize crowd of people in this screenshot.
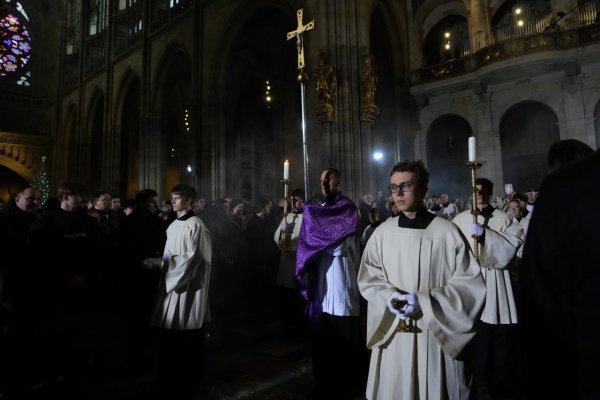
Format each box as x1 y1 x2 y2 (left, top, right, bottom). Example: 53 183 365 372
1 138 599 400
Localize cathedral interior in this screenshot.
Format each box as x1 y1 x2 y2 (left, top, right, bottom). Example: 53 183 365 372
2 1 600 399
1 0 598 204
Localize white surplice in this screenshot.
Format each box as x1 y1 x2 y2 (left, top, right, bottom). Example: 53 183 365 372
453 208 524 324
358 217 486 400
151 215 212 330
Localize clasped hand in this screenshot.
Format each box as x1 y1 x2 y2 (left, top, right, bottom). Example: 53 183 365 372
386 292 421 320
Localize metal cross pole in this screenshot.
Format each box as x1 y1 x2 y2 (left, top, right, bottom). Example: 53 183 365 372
287 8 314 199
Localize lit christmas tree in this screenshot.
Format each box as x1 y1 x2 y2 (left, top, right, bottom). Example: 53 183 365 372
32 155 50 205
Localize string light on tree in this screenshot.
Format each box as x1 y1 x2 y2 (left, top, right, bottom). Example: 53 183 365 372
265 80 272 109
32 155 50 205
184 108 190 133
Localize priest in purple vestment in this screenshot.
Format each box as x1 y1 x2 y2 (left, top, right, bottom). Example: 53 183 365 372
295 167 367 399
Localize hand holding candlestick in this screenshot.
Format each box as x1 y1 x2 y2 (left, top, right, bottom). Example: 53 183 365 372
466 136 482 264
387 293 422 333
280 162 290 251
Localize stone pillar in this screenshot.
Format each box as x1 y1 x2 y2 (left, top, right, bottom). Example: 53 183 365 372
139 113 166 198
468 0 492 52
551 0 579 28
560 75 586 140
306 0 370 200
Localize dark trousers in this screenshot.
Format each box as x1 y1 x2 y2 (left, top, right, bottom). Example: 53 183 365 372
309 313 368 399
471 321 518 398
156 327 205 397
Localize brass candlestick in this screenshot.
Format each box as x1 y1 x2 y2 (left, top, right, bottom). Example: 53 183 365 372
279 179 290 251
466 161 483 264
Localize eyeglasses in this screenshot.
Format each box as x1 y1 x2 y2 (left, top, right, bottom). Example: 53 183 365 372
388 182 415 194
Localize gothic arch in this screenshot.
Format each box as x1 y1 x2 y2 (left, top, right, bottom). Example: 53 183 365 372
369 1 409 70
114 69 141 196
208 1 295 91
500 100 560 191
151 46 193 195
86 88 105 191
150 43 192 111
426 114 473 200
114 69 141 132
60 102 77 180
207 2 297 201
366 1 412 193
418 0 468 39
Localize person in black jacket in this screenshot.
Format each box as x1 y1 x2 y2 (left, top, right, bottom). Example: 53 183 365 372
27 181 103 397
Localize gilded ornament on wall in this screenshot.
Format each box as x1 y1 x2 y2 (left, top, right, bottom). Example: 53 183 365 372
360 54 380 123
312 52 336 122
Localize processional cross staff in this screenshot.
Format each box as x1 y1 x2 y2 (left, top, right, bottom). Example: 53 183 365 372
287 8 314 198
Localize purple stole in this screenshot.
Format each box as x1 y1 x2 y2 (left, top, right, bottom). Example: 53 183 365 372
295 193 359 319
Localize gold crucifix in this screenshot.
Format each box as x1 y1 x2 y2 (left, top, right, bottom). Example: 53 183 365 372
287 8 315 70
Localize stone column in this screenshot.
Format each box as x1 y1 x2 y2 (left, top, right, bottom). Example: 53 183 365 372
306 0 370 200
468 0 492 52
551 0 579 28
560 75 586 140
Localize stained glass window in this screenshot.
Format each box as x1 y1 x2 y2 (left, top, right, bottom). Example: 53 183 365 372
0 0 32 85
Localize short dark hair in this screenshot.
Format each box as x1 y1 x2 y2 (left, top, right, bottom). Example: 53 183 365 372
255 196 272 212
57 181 86 200
390 160 429 186
475 178 494 194
91 190 111 204
13 185 34 201
123 198 136 209
322 168 341 180
291 187 305 200
170 184 197 201
135 188 158 205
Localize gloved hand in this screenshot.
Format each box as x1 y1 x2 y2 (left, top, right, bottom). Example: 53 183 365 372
387 292 405 316
162 250 172 264
387 292 421 319
471 223 484 237
396 293 421 320
279 219 287 231
142 257 161 269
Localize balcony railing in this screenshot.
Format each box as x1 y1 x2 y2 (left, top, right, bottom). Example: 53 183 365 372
411 22 600 84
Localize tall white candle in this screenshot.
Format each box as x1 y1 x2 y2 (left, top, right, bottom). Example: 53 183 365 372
283 160 289 180
468 136 477 162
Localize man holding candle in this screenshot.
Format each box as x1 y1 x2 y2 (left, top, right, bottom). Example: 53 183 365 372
295 167 367 398
453 177 524 399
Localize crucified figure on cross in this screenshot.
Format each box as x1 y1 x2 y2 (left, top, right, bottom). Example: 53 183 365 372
286 8 315 70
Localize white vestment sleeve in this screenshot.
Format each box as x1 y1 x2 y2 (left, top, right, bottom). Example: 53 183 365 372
480 218 524 269
358 233 401 349
164 222 212 293
417 234 486 359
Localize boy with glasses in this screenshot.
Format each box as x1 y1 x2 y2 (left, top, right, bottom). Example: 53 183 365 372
358 160 486 400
